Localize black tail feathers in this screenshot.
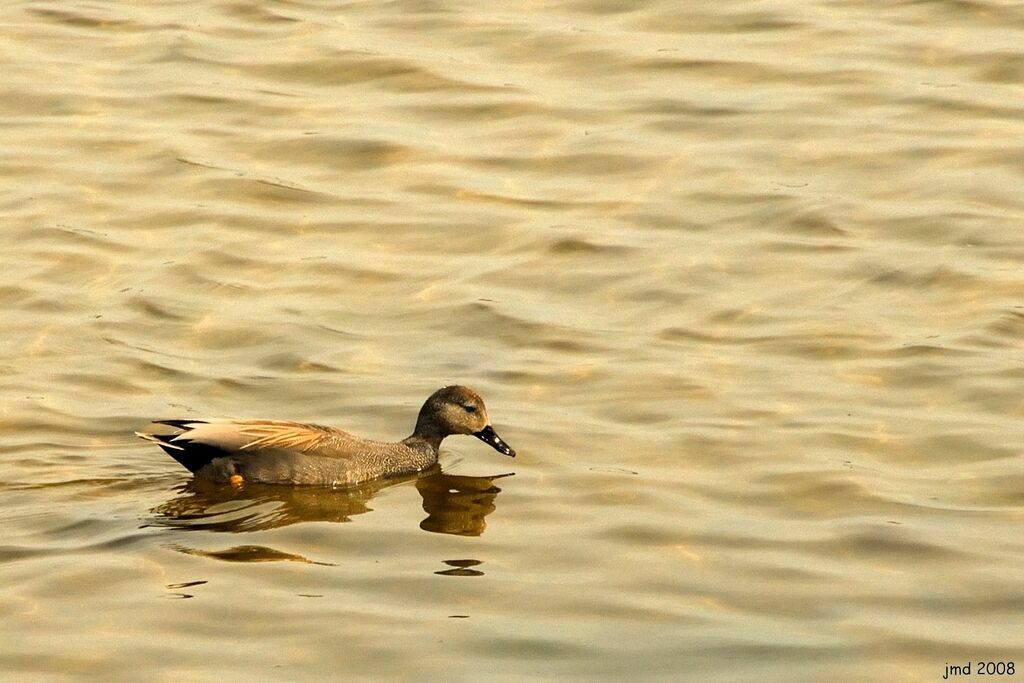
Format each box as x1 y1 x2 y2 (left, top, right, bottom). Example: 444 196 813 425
141 428 225 474
154 419 208 429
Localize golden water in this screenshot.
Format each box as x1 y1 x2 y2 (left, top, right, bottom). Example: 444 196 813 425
2 1 1023 680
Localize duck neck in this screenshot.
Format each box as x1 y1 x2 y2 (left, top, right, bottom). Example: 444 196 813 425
404 428 444 453
405 403 453 452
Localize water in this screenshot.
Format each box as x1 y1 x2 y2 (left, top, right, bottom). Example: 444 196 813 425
2 1 1023 680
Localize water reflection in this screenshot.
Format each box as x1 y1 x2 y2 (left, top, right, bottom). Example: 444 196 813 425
164 579 208 599
149 467 513 537
168 543 336 566
418 472 513 537
435 559 484 577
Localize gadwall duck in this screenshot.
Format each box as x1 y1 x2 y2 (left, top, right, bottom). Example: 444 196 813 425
136 385 515 486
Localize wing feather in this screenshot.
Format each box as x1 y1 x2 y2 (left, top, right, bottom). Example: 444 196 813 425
234 420 342 453
141 419 358 457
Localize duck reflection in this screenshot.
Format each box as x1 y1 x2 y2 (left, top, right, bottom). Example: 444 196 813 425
150 466 513 537
417 472 512 536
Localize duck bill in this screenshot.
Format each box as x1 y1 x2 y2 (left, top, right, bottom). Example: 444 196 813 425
474 425 516 457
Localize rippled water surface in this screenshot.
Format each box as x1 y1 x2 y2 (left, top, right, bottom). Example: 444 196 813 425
2 1 1023 680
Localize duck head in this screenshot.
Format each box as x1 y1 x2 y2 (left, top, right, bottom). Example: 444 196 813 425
413 385 515 457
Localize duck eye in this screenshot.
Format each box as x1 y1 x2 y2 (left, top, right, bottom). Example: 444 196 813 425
462 404 477 413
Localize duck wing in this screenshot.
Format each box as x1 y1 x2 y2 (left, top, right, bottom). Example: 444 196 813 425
138 419 357 472
232 420 347 452
173 419 353 452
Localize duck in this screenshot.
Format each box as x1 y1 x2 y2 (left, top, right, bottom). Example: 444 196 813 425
136 385 515 486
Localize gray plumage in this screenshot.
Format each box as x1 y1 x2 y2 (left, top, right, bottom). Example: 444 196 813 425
136 385 515 486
